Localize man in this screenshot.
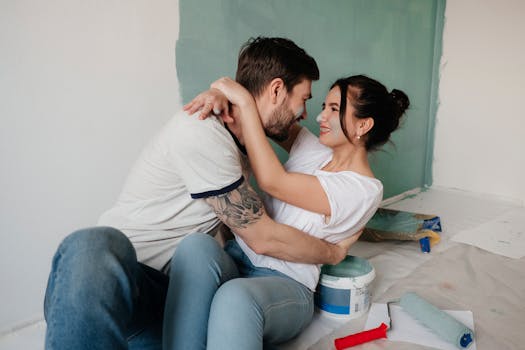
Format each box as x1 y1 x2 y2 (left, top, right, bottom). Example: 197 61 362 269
44 37 353 350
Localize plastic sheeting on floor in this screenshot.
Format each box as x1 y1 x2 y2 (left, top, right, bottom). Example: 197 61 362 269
281 187 524 350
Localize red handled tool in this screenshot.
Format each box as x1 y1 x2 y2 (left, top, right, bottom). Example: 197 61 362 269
334 323 388 349
334 302 393 350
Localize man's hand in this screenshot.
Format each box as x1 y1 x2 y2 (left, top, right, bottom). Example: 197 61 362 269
332 229 364 264
183 88 233 122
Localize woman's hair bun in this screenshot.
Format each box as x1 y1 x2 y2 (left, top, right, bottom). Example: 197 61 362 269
390 89 410 116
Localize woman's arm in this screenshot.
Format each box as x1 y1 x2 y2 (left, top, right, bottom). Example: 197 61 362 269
211 77 331 216
183 88 233 122
185 88 302 154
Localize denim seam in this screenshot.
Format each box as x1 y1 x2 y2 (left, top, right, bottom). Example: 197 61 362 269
45 248 63 347
126 327 147 341
264 297 311 314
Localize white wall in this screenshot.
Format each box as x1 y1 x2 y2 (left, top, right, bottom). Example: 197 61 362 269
434 0 525 203
0 0 180 331
2 0 523 335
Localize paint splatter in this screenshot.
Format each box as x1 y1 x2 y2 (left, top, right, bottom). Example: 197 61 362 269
490 308 505 316
439 281 455 290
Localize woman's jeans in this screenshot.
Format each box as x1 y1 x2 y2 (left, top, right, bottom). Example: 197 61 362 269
44 227 313 350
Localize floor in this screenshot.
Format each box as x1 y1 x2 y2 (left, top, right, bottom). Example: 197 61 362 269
0 186 523 350
0 321 46 350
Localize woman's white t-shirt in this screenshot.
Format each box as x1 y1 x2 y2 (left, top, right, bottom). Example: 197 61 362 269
235 127 383 290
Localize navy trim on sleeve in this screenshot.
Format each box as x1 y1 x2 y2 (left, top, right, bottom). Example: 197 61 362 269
190 176 245 199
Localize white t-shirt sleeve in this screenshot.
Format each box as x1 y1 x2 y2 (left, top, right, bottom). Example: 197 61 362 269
286 127 332 172
316 172 383 242
289 127 330 162
169 115 244 198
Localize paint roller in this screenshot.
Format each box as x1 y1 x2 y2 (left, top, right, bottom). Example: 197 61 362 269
334 292 474 349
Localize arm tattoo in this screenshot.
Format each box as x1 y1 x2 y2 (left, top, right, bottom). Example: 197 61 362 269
205 181 264 229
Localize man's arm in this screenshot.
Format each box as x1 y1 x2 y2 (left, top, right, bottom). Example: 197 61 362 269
204 180 347 265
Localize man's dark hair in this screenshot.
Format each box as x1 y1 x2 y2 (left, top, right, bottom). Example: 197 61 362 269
235 37 320 97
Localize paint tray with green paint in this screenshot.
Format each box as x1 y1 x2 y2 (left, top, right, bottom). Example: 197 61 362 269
362 208 442 250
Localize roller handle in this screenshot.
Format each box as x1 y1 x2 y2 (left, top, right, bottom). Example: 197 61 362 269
334 323 388 350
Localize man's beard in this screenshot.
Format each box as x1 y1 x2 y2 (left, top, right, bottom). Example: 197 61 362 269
264 101 295 142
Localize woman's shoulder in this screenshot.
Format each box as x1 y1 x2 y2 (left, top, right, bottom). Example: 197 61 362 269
318 170 383 198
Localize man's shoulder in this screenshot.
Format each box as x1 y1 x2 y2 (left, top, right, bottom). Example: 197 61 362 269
166 110 225 132
161 110 236 149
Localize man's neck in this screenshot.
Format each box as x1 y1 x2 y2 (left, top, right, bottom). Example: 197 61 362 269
224 118 246 155
225 106 245 145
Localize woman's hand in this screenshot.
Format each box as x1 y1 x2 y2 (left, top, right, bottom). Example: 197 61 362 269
183 88 232 122
210 77 256 111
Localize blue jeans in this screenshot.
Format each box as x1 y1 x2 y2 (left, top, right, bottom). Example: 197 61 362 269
44 228 313 349
44 227 168 350
164 233 314 350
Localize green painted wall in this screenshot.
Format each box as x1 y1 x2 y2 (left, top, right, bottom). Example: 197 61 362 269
177 0 445 199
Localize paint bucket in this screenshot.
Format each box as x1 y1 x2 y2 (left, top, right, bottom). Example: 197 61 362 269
314 255 375 319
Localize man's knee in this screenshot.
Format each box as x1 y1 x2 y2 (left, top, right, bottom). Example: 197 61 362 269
59 226 135 262
45 227 138 319
51 226 137 289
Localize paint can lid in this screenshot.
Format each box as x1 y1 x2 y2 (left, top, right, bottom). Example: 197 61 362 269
320 256 375 288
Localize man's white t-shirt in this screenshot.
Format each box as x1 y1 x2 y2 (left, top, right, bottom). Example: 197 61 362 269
235 127 383 290
98 111 248 271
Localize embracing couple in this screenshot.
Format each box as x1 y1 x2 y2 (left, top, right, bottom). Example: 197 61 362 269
44 37 409 350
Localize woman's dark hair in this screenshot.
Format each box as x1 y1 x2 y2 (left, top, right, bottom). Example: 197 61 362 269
331 75 410 151
236 37 320 97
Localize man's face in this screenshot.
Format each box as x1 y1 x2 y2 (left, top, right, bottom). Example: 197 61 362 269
263 79 312 141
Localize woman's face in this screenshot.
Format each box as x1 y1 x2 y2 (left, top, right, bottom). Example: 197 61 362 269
317 86 356 147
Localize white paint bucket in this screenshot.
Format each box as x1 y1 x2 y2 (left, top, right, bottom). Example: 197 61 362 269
314 255 375 319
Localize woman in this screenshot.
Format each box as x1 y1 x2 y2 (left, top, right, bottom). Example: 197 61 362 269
183 74 409 349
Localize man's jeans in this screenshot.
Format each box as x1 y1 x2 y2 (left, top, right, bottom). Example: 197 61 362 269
44 227 168 350
44 227 313 349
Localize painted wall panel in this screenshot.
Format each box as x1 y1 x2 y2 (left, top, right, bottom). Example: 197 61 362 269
177 0 444 198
